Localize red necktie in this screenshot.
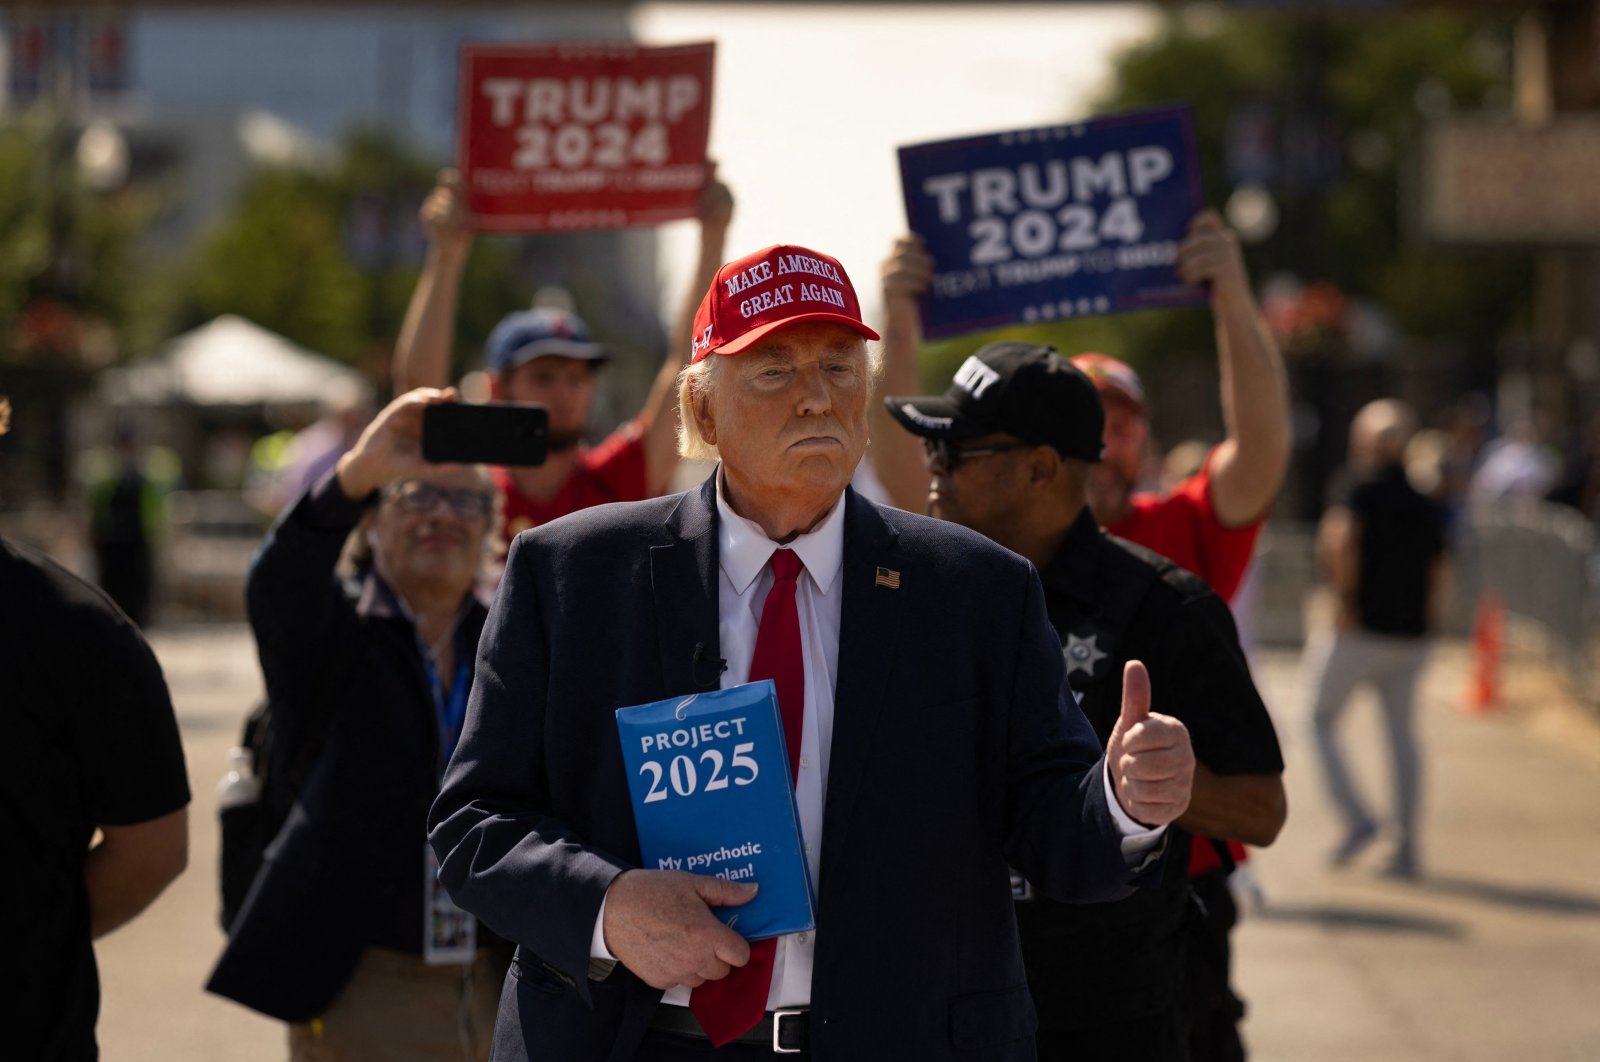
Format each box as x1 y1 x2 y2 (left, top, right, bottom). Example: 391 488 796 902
690 548 806 1046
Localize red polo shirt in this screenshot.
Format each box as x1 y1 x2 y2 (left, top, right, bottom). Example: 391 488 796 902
1107 448 1265 877
1108 450 1261 605
496 421 648 541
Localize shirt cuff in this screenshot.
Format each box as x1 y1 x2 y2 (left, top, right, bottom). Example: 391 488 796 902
1102 759 1167 864
589 893 618 981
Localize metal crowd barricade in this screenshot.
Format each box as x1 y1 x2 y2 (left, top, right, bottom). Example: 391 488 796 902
159 489 270 619
1456 501 1599 711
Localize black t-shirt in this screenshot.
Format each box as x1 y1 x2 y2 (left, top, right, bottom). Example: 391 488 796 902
1339 463 1446 636
1018 509 1283 1032
2 537 191 1061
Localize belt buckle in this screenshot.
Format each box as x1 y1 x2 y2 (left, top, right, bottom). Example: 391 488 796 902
771 1008 805 1054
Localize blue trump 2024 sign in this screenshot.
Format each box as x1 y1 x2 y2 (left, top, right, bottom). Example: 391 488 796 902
898 105 1207 340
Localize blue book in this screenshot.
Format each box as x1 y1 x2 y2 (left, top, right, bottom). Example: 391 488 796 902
616 681 815 940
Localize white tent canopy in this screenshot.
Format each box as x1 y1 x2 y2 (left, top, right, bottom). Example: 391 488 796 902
101 314 363 408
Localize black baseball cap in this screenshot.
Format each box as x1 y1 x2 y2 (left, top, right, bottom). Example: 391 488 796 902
885 341 1105 461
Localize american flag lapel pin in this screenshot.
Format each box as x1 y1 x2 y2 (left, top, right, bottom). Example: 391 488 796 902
874 566 901 589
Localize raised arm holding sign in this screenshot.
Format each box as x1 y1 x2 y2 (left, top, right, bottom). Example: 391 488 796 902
869 209 1287 523
1168 211 1290 530
867 233 935 513
389 41 726 544
394 168 732 540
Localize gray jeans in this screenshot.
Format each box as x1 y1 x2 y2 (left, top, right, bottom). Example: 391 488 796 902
1305 628 1430 854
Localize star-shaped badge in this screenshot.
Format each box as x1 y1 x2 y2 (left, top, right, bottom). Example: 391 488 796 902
1063 632 1108 678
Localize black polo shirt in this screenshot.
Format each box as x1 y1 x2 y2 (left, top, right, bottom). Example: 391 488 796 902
3 537 191 1061
1015 509 1282 1049
1341 463 1445 636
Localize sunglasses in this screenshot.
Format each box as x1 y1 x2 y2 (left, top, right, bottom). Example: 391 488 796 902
923 438 1032 472
384 481 493 520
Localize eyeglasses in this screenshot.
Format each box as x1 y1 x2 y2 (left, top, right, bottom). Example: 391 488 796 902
383 481 493 520
923 438 1032 472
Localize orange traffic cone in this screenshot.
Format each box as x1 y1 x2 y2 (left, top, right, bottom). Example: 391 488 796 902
1465 591 1505 714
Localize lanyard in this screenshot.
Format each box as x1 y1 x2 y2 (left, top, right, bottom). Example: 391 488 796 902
371 576 473 774
422 646 472 776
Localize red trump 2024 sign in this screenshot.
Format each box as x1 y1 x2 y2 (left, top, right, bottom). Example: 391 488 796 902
457 41 716 233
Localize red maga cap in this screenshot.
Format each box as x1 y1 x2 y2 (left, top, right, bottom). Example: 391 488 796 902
689 244 880 363
1070 352 1147 411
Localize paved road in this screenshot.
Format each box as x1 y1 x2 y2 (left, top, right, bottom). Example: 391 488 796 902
95 623 279 1061
93 623 1600 1060
1235 641 1600 1061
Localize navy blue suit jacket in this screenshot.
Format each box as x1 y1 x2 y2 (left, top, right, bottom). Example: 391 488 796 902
428 476 1143 1061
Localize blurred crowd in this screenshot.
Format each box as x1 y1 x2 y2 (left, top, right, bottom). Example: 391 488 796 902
9 162 1596 1062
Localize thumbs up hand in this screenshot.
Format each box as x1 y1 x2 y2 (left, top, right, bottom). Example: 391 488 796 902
1104 660 1194 827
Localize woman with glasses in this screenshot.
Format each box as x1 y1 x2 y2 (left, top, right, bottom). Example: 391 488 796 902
208 388 508 1061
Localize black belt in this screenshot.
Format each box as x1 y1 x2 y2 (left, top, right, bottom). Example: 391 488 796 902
649 1004 810 1054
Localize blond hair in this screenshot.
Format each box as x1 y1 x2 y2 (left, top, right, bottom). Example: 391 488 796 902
674 341 883 463
676 357 721 462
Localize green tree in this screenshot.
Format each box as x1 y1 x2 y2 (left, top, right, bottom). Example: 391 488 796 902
919 11 1534 408
0 116 157 366
1100 11 1531 345
181 127 524 375
0 117 160 501
186 164 370 361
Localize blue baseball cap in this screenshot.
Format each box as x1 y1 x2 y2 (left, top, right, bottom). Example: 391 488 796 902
486 308 606 374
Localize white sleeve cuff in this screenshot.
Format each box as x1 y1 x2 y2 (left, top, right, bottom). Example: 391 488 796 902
1102 759 1167 863
588 893 618 980
590 893 616 960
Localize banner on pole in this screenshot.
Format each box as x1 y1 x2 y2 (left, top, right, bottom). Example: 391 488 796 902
457 41 715 233
898 105 1207 339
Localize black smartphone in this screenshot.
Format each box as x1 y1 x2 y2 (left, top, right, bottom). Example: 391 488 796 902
422 402 549 467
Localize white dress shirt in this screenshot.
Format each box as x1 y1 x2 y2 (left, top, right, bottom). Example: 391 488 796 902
644 478 848 1008
592 482 1163 1007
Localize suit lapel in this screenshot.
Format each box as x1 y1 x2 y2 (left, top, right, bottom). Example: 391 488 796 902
651 474 722 695
820 490 904 885
606 482 717 1062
